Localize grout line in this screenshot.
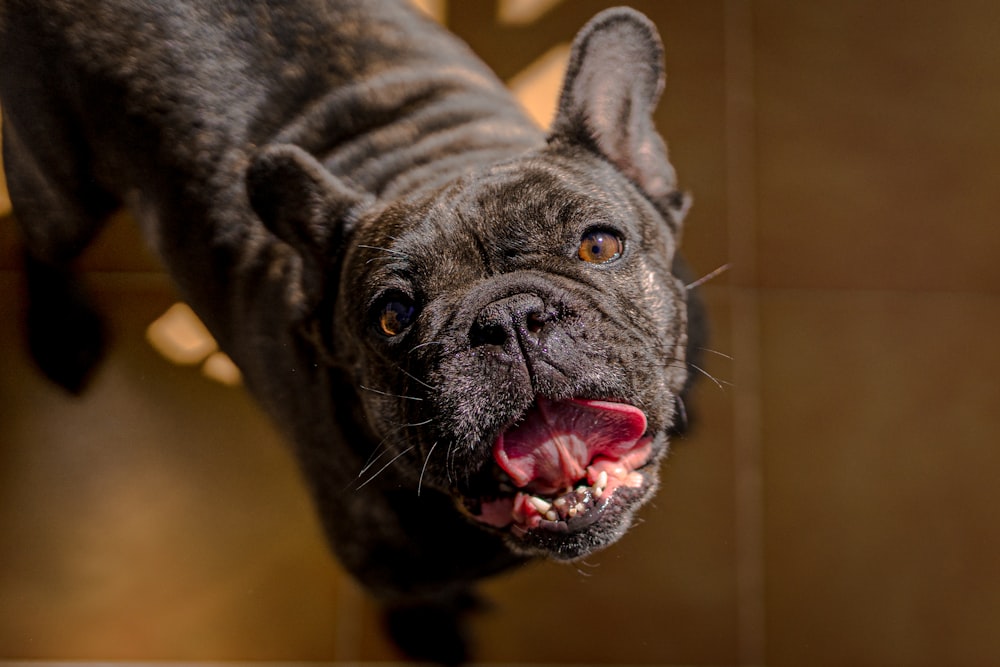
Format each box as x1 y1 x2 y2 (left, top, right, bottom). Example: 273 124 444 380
729 289 766 666
724 0 766 664
724 0 759 289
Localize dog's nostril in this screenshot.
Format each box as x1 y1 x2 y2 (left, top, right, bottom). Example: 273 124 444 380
471 320 509 348
526 310 548 334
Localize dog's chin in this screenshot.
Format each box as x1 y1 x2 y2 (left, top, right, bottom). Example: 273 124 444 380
454 396 664 561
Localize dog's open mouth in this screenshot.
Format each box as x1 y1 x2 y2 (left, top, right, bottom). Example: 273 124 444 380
463 397 653 541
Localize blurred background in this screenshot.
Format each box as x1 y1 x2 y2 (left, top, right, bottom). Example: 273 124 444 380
1 0 998 664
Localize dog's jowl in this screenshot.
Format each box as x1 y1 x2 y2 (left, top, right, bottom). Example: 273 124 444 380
0 0 702 662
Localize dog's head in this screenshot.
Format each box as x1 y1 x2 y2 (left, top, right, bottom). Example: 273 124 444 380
247 8 691 561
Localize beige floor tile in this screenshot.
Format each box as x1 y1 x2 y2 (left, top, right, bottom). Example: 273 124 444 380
0 275 349 659
755 0 1000 292
760 289 1000 666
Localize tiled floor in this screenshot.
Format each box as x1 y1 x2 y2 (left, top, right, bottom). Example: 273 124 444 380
2 0 999 665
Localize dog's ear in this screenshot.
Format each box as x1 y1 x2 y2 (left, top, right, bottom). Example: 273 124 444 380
247 143 367 262
550 8 689 227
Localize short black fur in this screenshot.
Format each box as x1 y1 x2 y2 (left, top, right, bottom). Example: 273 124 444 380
1 2 704 662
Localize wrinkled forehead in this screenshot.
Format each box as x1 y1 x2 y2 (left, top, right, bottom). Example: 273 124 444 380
352 150 661 290
412 154 642 244
451 156 629 222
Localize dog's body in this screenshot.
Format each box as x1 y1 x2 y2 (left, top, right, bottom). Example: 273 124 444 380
1 0 700 661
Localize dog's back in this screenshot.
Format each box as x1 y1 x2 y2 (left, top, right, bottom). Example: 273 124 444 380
0 0 538 383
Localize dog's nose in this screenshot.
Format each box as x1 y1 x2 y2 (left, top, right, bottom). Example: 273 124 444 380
470 293 553 350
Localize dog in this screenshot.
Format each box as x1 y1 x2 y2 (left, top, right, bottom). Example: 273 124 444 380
0 0 702 662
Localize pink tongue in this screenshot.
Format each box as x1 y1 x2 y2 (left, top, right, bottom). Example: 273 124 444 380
493 398 648 494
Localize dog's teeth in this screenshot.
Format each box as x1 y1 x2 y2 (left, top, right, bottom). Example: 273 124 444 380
528 497 552 514
573 502 586 515
554 497 568 509
593 470 608 498
568 504 578 518
545 510 558 522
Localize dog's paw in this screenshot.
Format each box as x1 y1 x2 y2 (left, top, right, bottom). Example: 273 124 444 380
383 592 481 666
24 254 106 394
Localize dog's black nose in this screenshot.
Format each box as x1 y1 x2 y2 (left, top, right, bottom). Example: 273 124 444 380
470 293 553 350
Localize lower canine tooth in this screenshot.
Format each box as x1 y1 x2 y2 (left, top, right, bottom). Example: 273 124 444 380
545 510 558 521
597 470 608 488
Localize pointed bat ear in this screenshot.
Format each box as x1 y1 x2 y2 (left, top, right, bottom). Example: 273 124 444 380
246 143 371 309
247 143 367 261
549 8 689 227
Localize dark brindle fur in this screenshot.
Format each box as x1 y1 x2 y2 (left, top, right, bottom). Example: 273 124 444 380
0 1 703 662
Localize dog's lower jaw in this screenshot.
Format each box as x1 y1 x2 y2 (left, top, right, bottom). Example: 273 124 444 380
498 471 660 561
457 439 668 562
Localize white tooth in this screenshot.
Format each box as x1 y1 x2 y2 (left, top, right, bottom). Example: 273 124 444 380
574 502 586 514
593 486 604 499
568 505 578 518
545 510 558 522
597 470 608 489
554 497 567 509
529 497 552 513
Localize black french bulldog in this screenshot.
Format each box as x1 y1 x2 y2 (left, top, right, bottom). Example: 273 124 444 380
0 0 703 662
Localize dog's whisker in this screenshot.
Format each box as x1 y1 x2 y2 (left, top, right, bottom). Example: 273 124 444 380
698 346 734 361
445 441 459 486
356 445 415 491
394 365 437 391
688 362 733 391
417 440 441 497
359 384 423 401
685 262 731 290
341 442 391 493
358 438 395 477
357 418 432 477
408 340 445 353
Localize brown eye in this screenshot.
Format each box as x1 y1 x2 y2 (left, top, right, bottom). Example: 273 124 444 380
578 229 623 264
378 298 416 337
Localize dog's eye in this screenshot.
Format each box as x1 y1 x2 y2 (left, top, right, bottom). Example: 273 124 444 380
578 229 623 264
378 298 417 337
